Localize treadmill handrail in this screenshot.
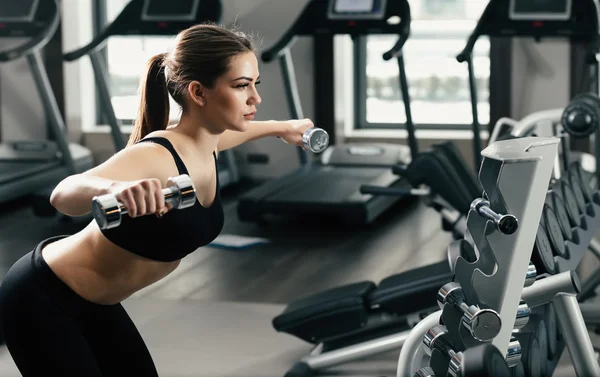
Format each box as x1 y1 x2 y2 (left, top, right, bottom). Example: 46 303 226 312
64 0 223 62
64 0 142 61
63 26 112 62
456 3 494 63
261 31 299 63
0 0 60 63
382 34 408 60
382 4 411 61
585 0 600 63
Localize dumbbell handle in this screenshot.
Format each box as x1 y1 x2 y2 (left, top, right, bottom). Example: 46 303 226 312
112 186 181 216
471 198 518 235
92 175 196 230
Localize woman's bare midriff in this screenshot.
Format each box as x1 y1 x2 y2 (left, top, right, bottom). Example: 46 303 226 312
41 220 181 305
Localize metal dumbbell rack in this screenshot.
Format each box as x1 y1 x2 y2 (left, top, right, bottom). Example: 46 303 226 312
452 136 559 359
398 137 600 377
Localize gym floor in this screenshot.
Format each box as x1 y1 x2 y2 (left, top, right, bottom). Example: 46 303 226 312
0 182 596 376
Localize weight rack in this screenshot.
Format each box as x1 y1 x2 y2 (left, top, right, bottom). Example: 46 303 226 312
399 136 600 377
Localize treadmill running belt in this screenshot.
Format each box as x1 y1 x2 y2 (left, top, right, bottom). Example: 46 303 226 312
269 167 388 203
0 160 61 184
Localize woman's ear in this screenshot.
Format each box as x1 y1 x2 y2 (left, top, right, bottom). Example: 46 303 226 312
187 81 205 106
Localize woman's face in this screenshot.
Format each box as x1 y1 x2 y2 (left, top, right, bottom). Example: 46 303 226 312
202 51 262 132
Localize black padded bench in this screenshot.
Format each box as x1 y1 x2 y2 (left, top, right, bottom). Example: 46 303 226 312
272 260 453 344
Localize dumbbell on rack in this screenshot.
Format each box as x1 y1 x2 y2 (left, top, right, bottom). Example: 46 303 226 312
412 343 513 377
437 282 503 342
92 174 197 230
470 198 519 235
421 325 520 377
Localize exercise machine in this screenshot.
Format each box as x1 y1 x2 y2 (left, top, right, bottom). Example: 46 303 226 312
0 0 94 205
63 0 242 189
236 0 419 227
457 0 600 174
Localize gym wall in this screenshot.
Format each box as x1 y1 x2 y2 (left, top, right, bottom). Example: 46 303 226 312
0 1 576 180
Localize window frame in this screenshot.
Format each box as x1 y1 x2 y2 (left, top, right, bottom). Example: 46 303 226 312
355 31 496 131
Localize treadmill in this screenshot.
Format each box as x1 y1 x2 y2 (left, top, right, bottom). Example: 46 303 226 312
237 0 419 227
63 0 241 189
457 0 600 172
0 0 94 205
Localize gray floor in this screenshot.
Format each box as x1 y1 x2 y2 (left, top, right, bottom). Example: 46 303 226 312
0 185 596 376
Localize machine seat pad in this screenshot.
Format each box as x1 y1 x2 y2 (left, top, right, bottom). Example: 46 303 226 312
272 281 376 343
369 261 453 316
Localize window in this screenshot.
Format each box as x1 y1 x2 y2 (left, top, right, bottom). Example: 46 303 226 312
359 0 490 129
103 0 180 123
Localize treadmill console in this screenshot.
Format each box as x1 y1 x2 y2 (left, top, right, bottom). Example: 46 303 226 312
141 0 200 21
0 0 39 22
509 0 572 21
328 0 387 20
0 0 55 38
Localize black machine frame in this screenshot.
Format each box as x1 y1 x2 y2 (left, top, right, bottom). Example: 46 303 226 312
0 0 94 206
458 0 600 174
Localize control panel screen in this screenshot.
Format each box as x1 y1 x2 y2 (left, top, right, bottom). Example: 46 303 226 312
509 0 571 20
328 0 386 19
0 0 38 22
334 0 374 13
142 0 199 21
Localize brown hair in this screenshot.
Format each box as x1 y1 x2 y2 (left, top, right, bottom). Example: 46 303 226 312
127 24 255 146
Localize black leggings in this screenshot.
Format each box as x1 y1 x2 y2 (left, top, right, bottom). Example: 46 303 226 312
0 236 159 377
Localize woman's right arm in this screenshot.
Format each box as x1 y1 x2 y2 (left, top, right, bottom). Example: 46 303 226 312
50 144 174 217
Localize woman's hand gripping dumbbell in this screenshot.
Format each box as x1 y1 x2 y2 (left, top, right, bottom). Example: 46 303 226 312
92 175 197 230
278 119 330 153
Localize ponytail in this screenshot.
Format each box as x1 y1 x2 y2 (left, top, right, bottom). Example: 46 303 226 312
128 53 170 147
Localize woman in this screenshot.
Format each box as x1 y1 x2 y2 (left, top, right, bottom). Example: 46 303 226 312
0 24 314 376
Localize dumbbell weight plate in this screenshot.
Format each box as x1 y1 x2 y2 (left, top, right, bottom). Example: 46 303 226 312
461 343 511 377
166 175 197 209
526 337 541 377
568 173 587 214
512 362 526 377
572 163 594 202
532 225 556 275
536 320 548 377
302 128 329 153
542 205 567 259
545 305 558 360
560 181 582 228
548 192 573 241
92 195 121 230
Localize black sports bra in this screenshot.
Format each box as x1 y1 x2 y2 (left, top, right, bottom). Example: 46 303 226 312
99 137 224 262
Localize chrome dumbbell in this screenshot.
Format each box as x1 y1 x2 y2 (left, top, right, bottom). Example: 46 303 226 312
423 325 464 377
92 174 197 230
424 325 522 377
279 127 329 153
302 128 329 153
413 367 436 377
514 300 531 330
524 262 537 287
437 282 502 342
470 198 519 235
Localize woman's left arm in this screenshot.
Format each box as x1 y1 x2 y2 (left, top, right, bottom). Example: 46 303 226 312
217 119 315 152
